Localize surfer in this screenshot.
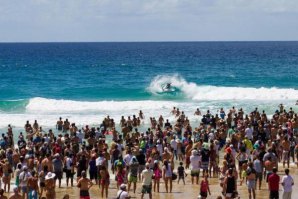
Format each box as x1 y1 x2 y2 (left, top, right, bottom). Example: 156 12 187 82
162 83 172 91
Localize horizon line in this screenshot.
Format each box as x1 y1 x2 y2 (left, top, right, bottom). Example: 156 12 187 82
0 40 298 44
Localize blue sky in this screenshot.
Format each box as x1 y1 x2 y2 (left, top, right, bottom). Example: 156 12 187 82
0 0 298 42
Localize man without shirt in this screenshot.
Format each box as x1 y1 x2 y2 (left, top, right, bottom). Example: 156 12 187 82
77 171 93 199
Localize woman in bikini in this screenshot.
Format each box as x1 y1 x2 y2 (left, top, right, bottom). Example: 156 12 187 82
99 166 110 198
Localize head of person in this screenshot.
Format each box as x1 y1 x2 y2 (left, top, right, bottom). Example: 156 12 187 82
179 161 183 166
63 194 70 199
22 165 28 172
272 167 277 173
285 168 290 175
242 163 248 170
120 184 127 191
81 170 86 178
145 162 150 169
17 163 22 170
163 160 169 167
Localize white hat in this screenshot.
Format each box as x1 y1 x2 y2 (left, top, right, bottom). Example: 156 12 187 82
191 150 198 156
120 184 127 189
45 172 56 180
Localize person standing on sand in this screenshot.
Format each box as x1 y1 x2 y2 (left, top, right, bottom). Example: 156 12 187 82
77 171 93 199
27 170 38 199
44 172 56 199
199 174 211 199
141 163 153 199
19 166 31 199
52 153 63 188
282 136 290 168
190 150 201 184
223 168 236 199
127 157 139 193
162 160 173 193
268 167 280 199
0 159 12 193
281 168 294 199
153 160 162 192
99 166 110 198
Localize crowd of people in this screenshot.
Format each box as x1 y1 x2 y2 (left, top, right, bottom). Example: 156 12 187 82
0 103 297 199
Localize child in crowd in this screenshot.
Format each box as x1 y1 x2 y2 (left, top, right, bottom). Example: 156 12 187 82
178 162 187 185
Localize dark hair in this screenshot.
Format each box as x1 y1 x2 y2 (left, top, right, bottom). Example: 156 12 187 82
285 168 290 175
164 160 169 170
272 167 277 173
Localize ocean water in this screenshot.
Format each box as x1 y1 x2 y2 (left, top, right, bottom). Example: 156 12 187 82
1 42 298 129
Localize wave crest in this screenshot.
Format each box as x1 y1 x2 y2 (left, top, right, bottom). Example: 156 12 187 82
26 97 176 113
148 74 298 100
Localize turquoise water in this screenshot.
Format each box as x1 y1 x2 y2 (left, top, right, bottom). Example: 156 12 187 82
0 42 298 128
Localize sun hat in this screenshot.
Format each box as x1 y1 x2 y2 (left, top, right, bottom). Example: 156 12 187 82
45 172 56 180
191 149 198 156
120 184 127 189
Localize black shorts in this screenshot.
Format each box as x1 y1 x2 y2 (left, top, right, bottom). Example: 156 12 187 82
39 182 45 187
89 170 98 180
66 170 73 178
200 192 207 197
239 160 248 167
270 191 279 199
80 190 90 197
54 171 63 180
178 175 184 179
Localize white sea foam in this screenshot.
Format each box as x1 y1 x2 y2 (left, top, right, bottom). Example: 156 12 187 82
148 74 298 100
0 98 181 128
26 97 178 113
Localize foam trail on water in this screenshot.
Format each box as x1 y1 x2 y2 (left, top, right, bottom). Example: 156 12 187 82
148 74 298 100
26 97 177 113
